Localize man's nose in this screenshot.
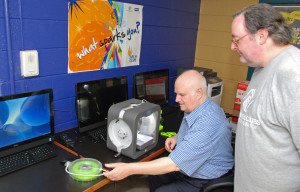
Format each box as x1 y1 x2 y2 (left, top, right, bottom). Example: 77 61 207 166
231 42 238 51
175 95 180 102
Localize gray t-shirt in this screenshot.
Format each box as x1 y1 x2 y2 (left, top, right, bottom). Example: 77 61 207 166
235 45 300 192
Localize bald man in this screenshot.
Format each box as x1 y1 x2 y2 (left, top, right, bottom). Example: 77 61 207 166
104 70 234 192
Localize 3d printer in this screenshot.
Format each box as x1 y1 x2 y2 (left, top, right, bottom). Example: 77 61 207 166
107 99 161 159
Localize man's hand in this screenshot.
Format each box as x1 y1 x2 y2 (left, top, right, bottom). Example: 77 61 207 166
165 134 178 152
104 163 132 181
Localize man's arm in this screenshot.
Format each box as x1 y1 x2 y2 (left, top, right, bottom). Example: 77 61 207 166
104 156 180 181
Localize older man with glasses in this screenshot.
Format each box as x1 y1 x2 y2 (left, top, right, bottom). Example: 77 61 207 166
231 3 300 192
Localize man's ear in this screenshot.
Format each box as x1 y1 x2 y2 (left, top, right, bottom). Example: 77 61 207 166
196 88 203 100
256 28 269 45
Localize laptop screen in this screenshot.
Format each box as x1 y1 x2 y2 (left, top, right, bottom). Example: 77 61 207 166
133 69 169 106
0 89 54 157
75 76 128 133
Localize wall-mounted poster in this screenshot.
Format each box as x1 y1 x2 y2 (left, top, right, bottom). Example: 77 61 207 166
274 5 300 49
68 0 143 73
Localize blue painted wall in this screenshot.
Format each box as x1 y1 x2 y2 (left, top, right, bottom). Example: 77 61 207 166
0 0 201 132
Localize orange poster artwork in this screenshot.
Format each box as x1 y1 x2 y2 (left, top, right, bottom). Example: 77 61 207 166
68 0 143 73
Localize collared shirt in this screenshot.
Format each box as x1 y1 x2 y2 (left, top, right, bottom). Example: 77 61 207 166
169 98 234 179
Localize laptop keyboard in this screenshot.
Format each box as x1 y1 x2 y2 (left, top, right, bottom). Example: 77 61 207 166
0 144 57 176
88 127 107 143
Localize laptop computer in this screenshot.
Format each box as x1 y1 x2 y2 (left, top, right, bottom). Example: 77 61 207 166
0 89 56 176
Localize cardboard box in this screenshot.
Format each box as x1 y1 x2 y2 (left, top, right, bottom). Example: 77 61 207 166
232 80 250 123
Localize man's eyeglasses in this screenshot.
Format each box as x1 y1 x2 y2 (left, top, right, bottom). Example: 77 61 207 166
232 34 249 47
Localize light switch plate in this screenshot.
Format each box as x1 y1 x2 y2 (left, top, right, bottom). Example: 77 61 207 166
20 50 39 77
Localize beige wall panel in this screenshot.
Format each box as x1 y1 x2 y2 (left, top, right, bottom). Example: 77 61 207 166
223 108 233 114
221 80 240 113
196 30 232 48
223 80 240 99
198 15 232 32
194 0 258 115
200 0 258 16
194 60 248 81
195 45 242 65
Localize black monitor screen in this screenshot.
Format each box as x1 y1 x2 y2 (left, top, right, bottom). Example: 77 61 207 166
0 89 54 157
75 76 128 133
133 69 169 105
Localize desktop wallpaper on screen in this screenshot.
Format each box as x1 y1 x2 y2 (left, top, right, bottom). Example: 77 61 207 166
0 94 51 148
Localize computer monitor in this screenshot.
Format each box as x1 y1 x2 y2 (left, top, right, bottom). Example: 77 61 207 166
133 69 169 106
75 76 128 133
0 89 54 157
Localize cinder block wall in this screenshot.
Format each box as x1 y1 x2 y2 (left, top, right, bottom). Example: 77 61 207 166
194 0 258 114
0 0 201 132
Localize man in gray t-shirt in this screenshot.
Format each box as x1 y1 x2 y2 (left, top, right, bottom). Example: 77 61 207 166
231 3 300 192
